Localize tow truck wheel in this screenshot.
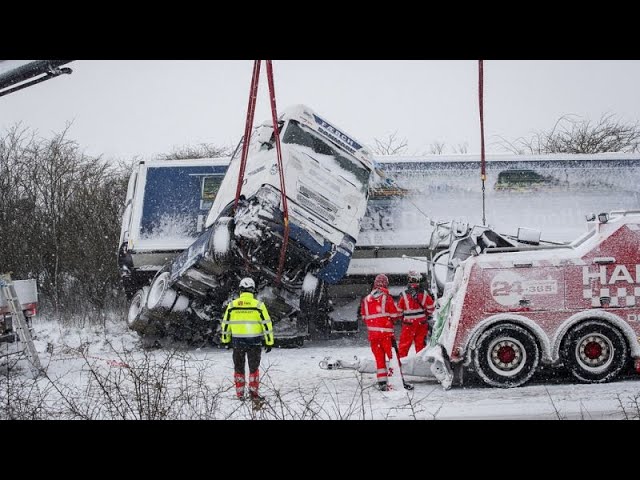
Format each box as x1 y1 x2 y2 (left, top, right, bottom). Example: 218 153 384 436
560 320 627 383
473 324 540 388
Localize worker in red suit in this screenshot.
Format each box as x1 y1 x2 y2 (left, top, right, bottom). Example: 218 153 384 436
360 273 405 391
397 270 435 359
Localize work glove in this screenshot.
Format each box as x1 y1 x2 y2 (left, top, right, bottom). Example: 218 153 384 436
427 316 435 328
264 345 272 353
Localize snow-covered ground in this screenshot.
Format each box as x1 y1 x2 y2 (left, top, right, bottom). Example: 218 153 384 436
4 312 638 420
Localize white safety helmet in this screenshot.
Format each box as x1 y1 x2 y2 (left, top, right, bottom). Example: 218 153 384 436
239 277 255 291
408 270 422 283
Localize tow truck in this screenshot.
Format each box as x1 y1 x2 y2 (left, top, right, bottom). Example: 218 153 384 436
321 210 640 388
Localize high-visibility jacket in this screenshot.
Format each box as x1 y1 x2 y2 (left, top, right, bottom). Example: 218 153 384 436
397 288 435 324
360 287 401 338
221 292 274 347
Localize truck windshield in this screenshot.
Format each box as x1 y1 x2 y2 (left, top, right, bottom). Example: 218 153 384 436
282 120 370 191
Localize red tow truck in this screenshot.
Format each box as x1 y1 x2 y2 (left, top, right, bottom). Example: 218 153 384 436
427 209 640 388
321 210 640 389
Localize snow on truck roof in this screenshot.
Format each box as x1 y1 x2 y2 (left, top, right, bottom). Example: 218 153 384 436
376 152 640 164
134 152 640 170
282 104 374 170
473 211 640 267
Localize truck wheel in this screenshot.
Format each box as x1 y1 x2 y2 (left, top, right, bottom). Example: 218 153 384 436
473 324 539 388
127 287 149 329
560 320 627 383
147 272 190 313
211 216 233 260
301 274 331 339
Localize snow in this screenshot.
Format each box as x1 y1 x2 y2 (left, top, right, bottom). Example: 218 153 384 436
0 60 34 76
9 147 640 419
302 272 319 295
212 219 231 254
6 312 638 420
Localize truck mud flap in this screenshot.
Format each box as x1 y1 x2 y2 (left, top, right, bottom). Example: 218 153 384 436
421 344 454 390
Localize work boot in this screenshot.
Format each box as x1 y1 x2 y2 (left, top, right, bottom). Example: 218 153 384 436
250 392 265 410
377 381 389 391
403 381 414 391
234 373 246 400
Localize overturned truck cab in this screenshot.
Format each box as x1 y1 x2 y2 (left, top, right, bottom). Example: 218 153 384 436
126 105 374 347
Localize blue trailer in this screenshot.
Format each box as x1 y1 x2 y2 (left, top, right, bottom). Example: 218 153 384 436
118 158 230 297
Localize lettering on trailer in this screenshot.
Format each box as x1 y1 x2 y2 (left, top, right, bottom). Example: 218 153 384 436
582 264 640 307
490 271 558 307
312 114 362 154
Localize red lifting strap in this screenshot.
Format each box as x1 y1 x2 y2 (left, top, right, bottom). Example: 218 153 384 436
234 60 261 213
478 59 487 226
265 60 290 286
233 60 290 286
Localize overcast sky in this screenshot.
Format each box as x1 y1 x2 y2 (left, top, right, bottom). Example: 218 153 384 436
1 60 639 161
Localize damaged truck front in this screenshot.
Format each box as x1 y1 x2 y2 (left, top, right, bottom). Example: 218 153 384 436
123 105 374 347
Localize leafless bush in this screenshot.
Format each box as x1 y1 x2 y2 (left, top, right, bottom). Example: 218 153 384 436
0 354 55 419
371 132 409 156
156 143 231 160
498 113 640 154
616 392 640 420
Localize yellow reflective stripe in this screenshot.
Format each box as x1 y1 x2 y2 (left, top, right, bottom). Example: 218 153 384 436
222 320 263 325
231 332 265 338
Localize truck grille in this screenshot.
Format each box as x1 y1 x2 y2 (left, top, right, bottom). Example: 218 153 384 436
297 185 338 223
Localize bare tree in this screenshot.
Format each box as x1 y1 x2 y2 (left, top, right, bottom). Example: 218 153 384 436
429 141 446 155
156 143 231 160
453 142 469 154
498 113 640 154
371 132 409 156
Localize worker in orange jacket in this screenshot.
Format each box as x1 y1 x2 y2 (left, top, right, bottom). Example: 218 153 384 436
360 273 403 391
397 270 435 359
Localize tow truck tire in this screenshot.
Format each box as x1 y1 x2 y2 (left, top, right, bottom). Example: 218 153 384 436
473 323 539 388
560 320 627 383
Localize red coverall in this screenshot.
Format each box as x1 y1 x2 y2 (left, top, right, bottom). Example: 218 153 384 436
360 287 401 386
396 287 435 358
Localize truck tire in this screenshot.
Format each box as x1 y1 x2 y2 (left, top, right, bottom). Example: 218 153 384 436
147 272 190 313
300 274 331 338
560 320 628 383
127 287 150 329
210 216 233 261
473 323 539 388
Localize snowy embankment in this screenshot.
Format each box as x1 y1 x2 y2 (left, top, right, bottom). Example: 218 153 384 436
2 314 639 420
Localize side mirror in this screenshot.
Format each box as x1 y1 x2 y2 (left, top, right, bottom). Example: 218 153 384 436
255 125 274 145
